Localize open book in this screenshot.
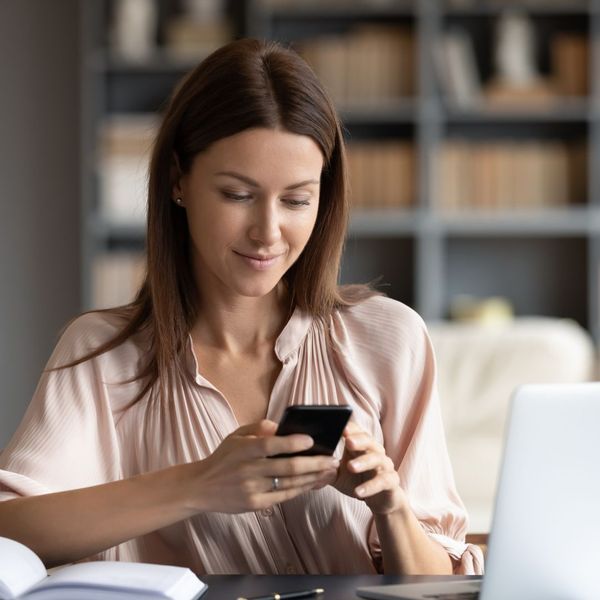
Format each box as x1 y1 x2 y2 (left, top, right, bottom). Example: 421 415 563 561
0 537 207 600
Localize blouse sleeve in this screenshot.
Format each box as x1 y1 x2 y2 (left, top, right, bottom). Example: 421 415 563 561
341 297 485 575
0 313 124 503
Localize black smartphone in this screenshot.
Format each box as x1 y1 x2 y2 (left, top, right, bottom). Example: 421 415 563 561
272 405 353 457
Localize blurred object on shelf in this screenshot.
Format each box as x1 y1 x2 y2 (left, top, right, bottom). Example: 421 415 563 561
165 0 232 60
449 295 514 325
260 0 398 7
485 9 556 107
435 28 482 107
92 252 146 309
495 10 539 87
438 139 587 211
299 25 415 108
439 10 589 108
484 79 557 107
110 0 158 61
98 114 159 227
347 140 415 208
552 32 589 97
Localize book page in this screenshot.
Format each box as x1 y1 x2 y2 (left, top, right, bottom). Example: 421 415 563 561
28 561 206 600
0 536 47 599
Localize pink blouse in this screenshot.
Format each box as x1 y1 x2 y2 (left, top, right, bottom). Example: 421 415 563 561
0 296 483 575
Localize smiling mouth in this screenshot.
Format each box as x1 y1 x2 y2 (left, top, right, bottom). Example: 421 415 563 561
233 250 284 269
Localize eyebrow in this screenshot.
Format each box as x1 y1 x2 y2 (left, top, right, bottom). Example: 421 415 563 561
215 171 319 190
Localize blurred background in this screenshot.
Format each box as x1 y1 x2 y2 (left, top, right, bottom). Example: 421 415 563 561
2 0 599 535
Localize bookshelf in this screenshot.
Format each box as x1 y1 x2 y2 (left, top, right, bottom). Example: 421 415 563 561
81 0 600 342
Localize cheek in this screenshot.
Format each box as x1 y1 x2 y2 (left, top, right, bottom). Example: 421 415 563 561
186 202 243 244
296 208 319 245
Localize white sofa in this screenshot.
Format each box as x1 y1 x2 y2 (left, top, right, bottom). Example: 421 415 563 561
428 317 595 533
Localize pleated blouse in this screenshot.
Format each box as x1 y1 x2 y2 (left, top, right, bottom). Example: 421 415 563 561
0 295 483 575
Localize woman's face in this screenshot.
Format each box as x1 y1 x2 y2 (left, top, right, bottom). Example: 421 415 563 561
175 127 323 301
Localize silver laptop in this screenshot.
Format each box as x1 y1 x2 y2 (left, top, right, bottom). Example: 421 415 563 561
357 383 600 600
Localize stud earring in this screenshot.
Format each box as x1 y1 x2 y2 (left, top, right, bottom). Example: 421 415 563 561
175 197 183 206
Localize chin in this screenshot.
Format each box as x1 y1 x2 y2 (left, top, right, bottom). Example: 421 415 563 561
234 280 280 298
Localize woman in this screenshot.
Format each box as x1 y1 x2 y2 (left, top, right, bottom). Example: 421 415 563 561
0 39 483 575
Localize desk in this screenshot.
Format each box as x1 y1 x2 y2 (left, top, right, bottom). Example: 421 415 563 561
202 575 479 600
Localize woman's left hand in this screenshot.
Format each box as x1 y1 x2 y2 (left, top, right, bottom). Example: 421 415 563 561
329 421 408 515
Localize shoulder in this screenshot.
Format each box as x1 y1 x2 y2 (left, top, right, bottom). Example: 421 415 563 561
49 310 142 370
333 295 428 355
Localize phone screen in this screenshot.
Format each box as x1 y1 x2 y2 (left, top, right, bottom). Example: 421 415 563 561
272 405 353 457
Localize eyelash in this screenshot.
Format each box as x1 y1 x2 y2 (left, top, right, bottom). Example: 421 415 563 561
222 191 310 207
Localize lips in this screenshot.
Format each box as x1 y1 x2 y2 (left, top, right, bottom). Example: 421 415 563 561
233 250 283 271
234 251 282 261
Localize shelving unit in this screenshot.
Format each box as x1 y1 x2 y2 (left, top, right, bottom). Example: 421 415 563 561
81 0 600 342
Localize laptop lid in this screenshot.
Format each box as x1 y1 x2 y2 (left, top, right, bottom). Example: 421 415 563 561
481 382 600 600
356 383 600 600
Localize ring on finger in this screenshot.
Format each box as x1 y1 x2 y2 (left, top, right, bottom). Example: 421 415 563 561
271 476 280 491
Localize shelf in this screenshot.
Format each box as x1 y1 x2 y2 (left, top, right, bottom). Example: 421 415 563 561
442 101 591 123
348 209 420 236
340 100 417 124
259 0 415 19
88 50 212 74
89 218 146 247
83 0 600 339
434 208 600 236
443 0 590 16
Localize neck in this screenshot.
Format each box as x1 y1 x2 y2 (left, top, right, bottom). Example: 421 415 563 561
191 284 292 356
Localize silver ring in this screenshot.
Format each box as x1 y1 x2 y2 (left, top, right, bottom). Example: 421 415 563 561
271 476 280 491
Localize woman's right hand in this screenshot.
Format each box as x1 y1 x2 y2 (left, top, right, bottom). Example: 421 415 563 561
185 419 339 514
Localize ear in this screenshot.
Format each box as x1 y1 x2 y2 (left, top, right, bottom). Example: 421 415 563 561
170 152 184 202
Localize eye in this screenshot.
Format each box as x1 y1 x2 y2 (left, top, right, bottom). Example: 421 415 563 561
284 198 311 207
223 191 252 202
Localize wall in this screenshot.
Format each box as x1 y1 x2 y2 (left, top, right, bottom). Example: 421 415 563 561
0 1 81 446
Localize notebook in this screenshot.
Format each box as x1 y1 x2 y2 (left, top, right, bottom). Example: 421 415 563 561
0 536 208 600
356 382 600 600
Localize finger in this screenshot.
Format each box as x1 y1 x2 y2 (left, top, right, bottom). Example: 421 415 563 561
233 419 278 438
343 420 363 436
312 469 338 489
356 471 399 498
344 432 385 455
261 455 340 477
348 453 394 474
266 468 338 493
261 433 316 458
266 477 334 506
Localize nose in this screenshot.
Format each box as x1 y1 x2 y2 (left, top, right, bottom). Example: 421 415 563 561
247 198 282 247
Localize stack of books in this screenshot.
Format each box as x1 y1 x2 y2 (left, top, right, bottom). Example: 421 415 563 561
437 140 587 211
347 141 415 208
299 25 415 108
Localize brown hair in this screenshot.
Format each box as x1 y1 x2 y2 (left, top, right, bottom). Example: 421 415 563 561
58 38 378 399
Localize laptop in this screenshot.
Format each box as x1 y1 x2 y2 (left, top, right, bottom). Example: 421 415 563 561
357 383 600 600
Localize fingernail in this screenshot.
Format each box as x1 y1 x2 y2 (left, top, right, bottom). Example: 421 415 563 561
300 436 314 448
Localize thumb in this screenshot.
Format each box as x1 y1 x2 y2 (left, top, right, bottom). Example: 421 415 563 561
233 419 278 438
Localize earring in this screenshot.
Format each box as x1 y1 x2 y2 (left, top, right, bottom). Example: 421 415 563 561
175 197 183 206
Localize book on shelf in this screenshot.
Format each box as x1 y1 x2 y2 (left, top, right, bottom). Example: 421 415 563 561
551 32 589 97
347 140 415 208
299 25 415 109
437 140 586 211
98 114 159 227
436 28 482 107
0 536 207 600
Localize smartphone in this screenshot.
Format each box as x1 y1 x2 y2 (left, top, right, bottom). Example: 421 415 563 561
272 405 353 457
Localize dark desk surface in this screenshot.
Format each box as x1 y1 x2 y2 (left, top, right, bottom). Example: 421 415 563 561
202 574 479 600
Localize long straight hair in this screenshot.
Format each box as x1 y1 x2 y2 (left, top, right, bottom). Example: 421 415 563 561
58 38 377 400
